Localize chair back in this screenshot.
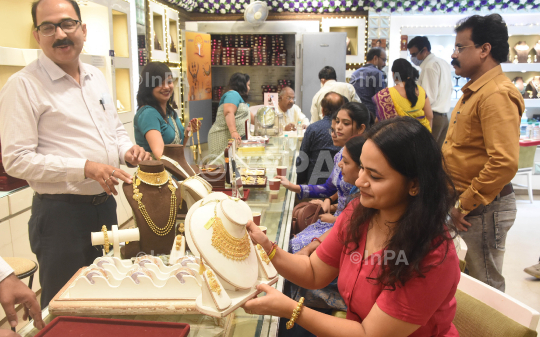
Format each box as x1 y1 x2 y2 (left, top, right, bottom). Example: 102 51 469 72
518 145 536 170
455 273 539 332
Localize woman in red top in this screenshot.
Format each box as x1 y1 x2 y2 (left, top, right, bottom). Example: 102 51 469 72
244 117 461 337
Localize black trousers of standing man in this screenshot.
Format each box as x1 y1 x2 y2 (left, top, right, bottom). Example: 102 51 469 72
28 193 117 308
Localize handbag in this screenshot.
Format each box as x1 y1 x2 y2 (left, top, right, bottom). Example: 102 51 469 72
291 202 323 236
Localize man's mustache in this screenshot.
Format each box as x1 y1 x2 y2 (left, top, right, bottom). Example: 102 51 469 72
451 58 460 68
52 39 74 48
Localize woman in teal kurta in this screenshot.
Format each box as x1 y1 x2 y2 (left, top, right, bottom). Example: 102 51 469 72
208 72 251 157
134 62 199 158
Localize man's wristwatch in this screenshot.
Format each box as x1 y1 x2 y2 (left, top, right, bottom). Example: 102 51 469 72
454 199 469 215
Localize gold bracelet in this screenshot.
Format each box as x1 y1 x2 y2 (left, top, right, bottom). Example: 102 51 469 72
286 297 304 329
268 245 277 261
102 225 110 254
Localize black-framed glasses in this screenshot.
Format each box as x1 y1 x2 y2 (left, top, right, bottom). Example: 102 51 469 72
37 19 81 37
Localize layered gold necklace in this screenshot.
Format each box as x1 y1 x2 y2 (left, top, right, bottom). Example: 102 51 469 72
132 168 177 236
201 200 251 261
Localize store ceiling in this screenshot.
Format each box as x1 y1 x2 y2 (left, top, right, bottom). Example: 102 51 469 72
165 0 539 15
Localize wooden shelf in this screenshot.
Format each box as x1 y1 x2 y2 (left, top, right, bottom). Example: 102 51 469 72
501 63 540 73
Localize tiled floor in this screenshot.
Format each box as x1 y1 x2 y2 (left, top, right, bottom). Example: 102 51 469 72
505 194 540 333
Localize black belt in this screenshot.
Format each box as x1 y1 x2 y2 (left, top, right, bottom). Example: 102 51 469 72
35 192 110 205
467 183 514 217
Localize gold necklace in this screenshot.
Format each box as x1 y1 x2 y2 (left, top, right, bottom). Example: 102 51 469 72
132 169 177 236
204 201 251 261
136 168 169 186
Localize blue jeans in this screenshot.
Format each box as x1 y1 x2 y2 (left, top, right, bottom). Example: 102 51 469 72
460 193 517 292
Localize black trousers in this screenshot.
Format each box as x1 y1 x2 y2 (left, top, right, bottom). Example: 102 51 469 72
28 194 117 308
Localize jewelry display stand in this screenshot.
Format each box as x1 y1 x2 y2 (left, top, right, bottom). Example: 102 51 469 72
534 42 540 63
162 144 199 178
514 42 531 63
48 255 214 316
122 161 181 257
185 192 279 317
91 225 140 258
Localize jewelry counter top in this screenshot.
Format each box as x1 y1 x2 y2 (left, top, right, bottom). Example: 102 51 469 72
17 137 301 337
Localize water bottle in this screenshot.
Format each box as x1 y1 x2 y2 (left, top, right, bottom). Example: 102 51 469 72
520 113 528 136
534 123 540 140
297 121 302 137
526 121 534 139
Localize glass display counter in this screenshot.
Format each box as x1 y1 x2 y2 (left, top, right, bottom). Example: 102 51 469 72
18 136 301 337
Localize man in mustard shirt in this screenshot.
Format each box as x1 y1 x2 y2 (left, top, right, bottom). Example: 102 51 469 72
443 14 524 292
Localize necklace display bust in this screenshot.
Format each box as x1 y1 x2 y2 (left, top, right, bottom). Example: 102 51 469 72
514 42 531 63
122 161 181 257
186 192 258 290
161 144 199 180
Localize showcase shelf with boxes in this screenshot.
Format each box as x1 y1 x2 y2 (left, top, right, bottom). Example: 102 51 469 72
209 33 297 120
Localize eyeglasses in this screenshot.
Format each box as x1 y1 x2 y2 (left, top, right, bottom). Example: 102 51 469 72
409 48 425 58
287 97 296 102
37 19 81 37
453 45 477 54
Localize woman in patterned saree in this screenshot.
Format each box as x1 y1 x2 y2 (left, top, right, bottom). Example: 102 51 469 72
134 62 199 159
372 58 433 132
208 72 251 157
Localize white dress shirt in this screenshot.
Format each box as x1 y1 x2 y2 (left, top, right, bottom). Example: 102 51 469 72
418 53 453 113
0 257 14 283
277 104 309 126
0 53 133 195
310 80 361 123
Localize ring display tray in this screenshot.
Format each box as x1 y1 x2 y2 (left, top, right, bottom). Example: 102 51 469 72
49 257 206 316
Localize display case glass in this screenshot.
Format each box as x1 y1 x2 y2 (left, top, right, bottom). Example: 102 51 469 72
167 9 180 64
321 17 367 65
148 0 167 62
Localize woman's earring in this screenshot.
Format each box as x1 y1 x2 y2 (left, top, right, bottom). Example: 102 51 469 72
410 190 418 196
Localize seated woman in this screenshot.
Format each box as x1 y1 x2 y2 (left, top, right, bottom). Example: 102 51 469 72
134 62 199 158
277 102 372 253
244 117 460 337
373 58 433 132
208 72 251 157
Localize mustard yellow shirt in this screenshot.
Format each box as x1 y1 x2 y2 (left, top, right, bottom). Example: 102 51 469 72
442 65 525 212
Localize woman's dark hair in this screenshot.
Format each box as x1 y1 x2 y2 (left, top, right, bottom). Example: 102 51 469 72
137 62 177 121
391 58 420 107
344 117 457 290
455 14 509 64
227 72 250 100
344 136 365 167
339 102 373 129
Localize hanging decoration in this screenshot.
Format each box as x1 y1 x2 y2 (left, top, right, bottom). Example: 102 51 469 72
164 0 539 14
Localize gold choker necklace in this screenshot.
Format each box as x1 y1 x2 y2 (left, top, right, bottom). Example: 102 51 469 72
203 201 251 261
136 168 169 186
133 169 177 236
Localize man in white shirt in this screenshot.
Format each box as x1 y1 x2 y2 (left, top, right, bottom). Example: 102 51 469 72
0 0 150 308
0 257 44 331
310 66 361 123
276 87 309 131
408 36 453 148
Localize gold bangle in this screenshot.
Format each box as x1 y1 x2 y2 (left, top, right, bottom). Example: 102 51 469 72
268 246 277 261
286 297 304 330
102 225 110 254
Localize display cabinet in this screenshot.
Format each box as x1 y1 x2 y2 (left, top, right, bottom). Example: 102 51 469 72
166 7 181 64
147 0 167 62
